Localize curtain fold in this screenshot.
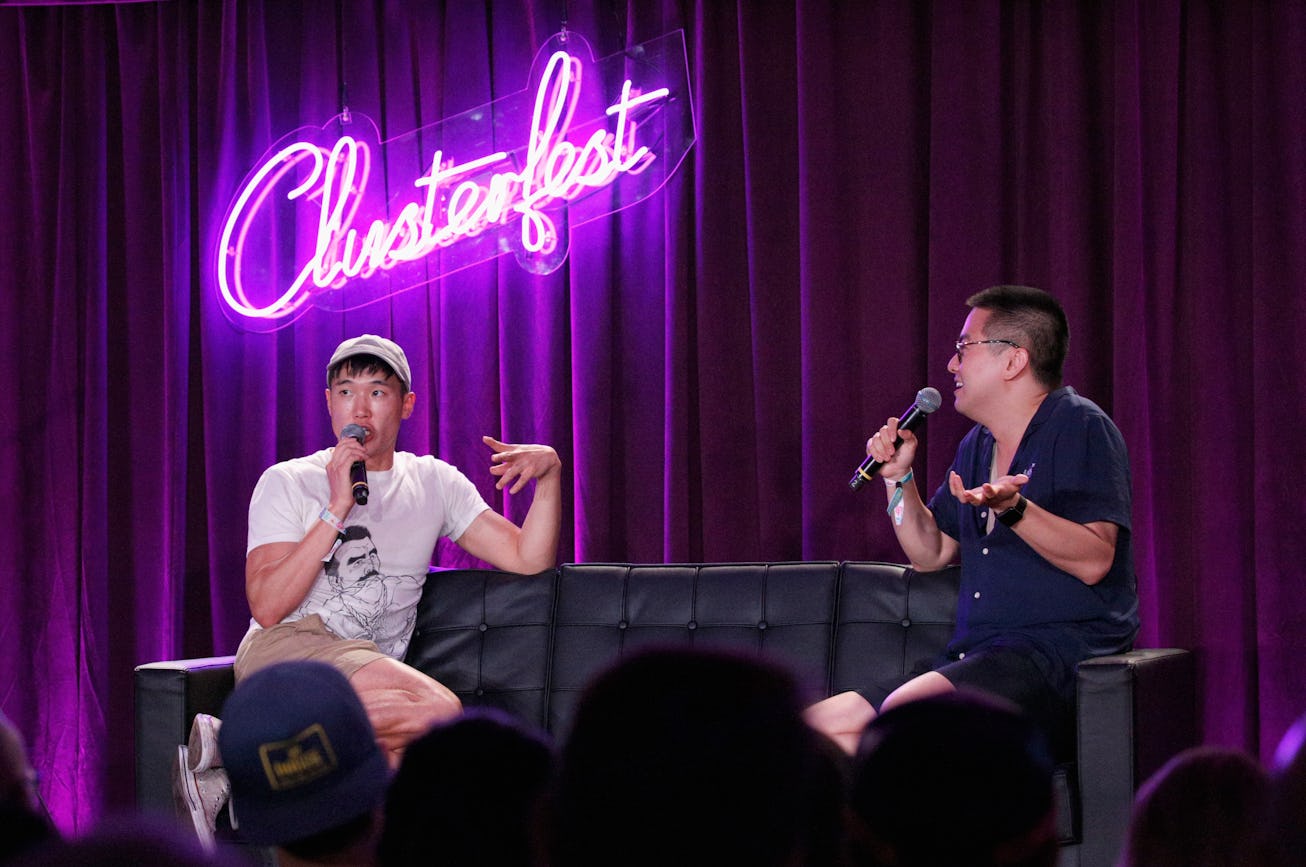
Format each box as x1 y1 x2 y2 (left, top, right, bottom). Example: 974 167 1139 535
1 0 1303 831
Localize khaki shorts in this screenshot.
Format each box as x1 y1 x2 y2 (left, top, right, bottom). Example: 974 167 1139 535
234 614 390 683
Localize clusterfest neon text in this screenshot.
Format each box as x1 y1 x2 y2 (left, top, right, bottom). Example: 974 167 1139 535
216 32 689 329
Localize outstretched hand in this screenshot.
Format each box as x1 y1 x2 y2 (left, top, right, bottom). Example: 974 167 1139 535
483 436 561 494
948 471 1029 512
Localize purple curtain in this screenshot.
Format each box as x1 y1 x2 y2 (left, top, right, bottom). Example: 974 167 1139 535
1 0 1303 831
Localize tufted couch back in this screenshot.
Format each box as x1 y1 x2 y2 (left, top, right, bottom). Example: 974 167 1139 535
135 561 1195 867
403 561 953 735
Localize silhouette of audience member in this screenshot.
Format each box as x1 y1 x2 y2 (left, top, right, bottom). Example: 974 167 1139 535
847 691 1057 867
218 660 390 867
8 814 242 866
1266 711 1306 867
0 711 56 862
1119 745 1270 867
378 707 555 867
549 646 845 867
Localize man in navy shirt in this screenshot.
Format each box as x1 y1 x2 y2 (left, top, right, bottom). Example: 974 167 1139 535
807 285 1139 754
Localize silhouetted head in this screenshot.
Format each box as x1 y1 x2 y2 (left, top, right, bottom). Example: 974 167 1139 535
849 690 1057 867
219 661 388 851
380 707 555 867
1267 712 1306 866
552 646 843 867
1120 745 1270 867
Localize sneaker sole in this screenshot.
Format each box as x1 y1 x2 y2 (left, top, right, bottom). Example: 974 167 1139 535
175 745 216 851
187 714 220 772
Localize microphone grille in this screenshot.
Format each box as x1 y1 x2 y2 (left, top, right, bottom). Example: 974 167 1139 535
341 423 367 442
916 387 943 414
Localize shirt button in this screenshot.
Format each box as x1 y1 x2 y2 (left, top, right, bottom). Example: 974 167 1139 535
958 652 966 660
980 510 987 518
973 591 981 599
982 547 989 555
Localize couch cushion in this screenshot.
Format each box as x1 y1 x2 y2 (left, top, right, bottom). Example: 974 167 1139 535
831 562 959 707
404 568 557 730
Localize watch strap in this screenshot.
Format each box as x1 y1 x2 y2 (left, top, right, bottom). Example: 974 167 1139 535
997 494 1027 527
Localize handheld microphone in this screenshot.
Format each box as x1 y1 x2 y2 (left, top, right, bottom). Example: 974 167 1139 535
848 387 943 491
340 423 369 505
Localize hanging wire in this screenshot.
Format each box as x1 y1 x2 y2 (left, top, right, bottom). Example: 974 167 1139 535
336 0 351 126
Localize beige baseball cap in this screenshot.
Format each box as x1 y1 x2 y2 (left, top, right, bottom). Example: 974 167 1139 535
327 334 412 391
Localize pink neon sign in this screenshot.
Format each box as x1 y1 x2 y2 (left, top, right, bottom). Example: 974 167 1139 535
214 31 693 331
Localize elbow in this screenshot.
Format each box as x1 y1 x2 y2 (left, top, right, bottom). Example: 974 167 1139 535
1075 556 1113 586
908 555 953 574
250 608 280 629
248 597 286 628
520 553 557 576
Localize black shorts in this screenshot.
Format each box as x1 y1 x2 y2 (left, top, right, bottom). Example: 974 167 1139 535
934 639 1074 755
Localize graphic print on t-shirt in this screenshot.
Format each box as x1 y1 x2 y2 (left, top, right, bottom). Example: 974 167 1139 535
316 524 417 654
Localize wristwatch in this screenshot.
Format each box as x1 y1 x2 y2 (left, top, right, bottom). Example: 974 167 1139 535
997 494 1027 527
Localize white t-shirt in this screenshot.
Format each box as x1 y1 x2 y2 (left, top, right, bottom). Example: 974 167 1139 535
244 449 490 658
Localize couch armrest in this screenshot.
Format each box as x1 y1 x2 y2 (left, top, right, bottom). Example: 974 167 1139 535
134 656 237 812
1075 648 1196 867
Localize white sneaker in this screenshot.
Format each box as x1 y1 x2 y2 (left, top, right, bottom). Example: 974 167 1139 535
187 713 223 772
175 744 229 851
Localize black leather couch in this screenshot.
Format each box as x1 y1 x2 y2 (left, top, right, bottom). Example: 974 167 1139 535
135 561 1195 867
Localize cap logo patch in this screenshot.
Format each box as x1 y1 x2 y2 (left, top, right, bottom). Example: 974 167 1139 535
258 723 339 791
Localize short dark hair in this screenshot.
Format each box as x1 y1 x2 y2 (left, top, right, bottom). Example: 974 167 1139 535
966 285 1069 390
327 353 408 394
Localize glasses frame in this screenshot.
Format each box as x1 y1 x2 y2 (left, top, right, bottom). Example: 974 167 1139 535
954 338 1020 359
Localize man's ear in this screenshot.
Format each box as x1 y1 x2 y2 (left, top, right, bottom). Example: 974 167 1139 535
1004 347 1031 380
401 390 417 419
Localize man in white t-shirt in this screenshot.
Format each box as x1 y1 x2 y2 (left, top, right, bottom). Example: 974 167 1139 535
177 334 561 847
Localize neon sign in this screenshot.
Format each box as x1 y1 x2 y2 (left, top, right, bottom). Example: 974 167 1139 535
214 30 693 331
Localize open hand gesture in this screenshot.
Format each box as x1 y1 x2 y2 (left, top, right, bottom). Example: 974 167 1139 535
484 436 561 494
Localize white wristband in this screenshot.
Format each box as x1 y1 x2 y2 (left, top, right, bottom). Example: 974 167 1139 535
319 507 345 531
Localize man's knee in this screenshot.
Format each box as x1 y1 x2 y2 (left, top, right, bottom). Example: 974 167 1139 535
881 671 955 713
351 659 462 722
805 691 876 754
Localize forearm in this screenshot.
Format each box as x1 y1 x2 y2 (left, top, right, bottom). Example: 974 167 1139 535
514 472 562 572
1006 500 1116 585
245 518 341 626
885 476 957 571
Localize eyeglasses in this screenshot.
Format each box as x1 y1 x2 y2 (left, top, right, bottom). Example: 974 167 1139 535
954 339 1020 359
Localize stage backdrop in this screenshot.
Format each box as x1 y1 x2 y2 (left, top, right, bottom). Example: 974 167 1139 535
1 0 1303 831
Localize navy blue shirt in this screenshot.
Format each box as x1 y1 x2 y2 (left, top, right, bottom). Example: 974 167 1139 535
928 387 1139 674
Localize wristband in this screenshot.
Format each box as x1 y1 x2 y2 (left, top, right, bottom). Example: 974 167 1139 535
886 469 913 525
883 469 913 487
319 507 345 532
319 507 346 562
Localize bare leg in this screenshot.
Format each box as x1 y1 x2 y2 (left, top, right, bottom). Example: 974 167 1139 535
880 670 955 713
804 691 877 755
349 657 463 766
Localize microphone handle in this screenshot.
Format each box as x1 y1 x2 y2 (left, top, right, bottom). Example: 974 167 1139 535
848 403 928 491
350 460 369 505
